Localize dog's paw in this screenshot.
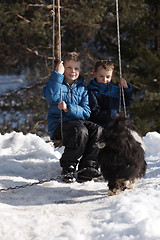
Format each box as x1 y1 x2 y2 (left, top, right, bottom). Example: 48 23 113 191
125 179 136 189
108 179 137 196
108 188 121 196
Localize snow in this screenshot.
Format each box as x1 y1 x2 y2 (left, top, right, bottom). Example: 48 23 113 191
0 75 26 94
0 131 160 240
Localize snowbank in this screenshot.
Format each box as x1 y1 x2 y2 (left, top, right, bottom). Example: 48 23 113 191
0 131 160 240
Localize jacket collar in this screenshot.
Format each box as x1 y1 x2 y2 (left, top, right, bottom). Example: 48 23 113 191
88 78 113 91
64 75 84 88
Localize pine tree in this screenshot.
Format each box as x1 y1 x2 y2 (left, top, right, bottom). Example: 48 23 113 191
0 0 52 74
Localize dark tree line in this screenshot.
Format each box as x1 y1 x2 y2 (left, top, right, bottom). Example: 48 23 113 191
0 0 160 135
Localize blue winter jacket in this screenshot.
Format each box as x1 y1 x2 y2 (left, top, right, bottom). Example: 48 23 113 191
43 71 91 139
88 78 133 127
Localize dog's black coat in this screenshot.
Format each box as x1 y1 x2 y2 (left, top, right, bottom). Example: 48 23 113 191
98 115 147 193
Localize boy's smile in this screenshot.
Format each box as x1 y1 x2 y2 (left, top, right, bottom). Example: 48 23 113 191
94 67 113 84
64 60 81 84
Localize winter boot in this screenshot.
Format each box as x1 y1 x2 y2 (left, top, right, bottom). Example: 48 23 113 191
77 167 102 182
61 166 75 183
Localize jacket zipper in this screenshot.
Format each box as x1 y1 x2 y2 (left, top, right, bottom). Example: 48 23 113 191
66 81 75 103
69 86 72 103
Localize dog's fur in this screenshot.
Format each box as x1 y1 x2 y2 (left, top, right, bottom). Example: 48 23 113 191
98 115 147 195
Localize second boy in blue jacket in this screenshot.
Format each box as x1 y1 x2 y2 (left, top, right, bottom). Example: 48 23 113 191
88 60 133 127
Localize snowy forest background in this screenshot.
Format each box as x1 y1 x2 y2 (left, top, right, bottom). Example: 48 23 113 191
0 0 160 137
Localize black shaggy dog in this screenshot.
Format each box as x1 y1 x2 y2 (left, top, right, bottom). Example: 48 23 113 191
98 115 147 195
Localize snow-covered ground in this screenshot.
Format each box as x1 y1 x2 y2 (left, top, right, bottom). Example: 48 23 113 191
0 131 160 240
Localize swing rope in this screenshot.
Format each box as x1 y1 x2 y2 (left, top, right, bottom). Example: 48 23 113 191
52 0 55 69
57 0 63 142
57 0 61 61
52 0 63 148
115 0 127 117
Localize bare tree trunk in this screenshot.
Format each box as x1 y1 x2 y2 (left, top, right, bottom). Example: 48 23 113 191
55 0 61 63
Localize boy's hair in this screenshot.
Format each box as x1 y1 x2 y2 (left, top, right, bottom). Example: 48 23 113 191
95 60 114 72
63 52 81 65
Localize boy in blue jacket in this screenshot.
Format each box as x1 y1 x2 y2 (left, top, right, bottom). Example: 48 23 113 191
88 60 133 126
43 52 103 182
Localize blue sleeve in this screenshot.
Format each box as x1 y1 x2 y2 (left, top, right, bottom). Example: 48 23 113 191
43 71 64 102
124 83 134 107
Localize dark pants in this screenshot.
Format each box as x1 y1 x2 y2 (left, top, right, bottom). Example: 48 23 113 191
54 120 103 171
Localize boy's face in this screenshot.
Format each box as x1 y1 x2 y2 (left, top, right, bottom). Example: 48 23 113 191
94 67 113 84
64 60 81 84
